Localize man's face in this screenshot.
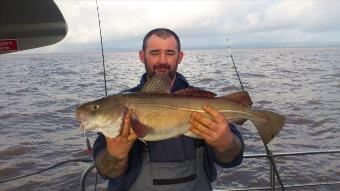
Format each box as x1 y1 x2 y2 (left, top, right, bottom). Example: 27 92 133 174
139 35 184 82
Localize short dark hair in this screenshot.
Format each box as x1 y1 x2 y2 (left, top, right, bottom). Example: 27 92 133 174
142 28 181 52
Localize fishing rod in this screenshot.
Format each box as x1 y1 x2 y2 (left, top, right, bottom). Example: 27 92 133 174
225 39 286 191
96 0 108 97
82 0 108 155
226 39 244 91
82 0 109 190
82 0 108 156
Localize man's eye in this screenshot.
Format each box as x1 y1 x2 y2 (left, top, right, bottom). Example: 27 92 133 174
150 52 159 55
166 51 176 55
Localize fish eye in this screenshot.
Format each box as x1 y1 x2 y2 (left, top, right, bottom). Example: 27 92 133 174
91 104 100 111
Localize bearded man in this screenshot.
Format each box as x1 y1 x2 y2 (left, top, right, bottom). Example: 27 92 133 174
93 28 244 191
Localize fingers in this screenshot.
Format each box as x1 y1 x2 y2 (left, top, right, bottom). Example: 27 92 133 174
128 133 138 141
190 111 215 142
191 107 221 130
120 111 131 137
191 112 215 131
189 123 213 141
119 111 138 142
203 106 227 123
190 106 229 143
190 114 212 132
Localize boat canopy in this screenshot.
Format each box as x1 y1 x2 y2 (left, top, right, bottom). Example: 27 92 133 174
0 0 67 54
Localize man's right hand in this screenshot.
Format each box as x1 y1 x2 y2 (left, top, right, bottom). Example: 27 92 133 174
95 111 138 179
106 111 139 159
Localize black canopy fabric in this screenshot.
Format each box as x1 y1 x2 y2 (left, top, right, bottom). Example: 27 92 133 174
0 0 67 54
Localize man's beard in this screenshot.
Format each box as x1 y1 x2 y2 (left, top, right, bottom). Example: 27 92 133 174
144 59 178 81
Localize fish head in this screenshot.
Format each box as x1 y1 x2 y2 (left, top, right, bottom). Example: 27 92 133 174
75 96 127 137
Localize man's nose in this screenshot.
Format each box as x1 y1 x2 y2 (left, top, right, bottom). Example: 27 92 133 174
159 53 167 63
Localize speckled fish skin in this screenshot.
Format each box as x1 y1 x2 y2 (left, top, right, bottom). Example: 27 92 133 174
75 74 285 144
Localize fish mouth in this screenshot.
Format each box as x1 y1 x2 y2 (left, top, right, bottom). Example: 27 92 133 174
75 111 91 130
79 121 97 131
79 121 88 130
76 109 88 122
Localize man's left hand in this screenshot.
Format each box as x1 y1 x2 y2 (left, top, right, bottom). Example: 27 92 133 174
189 106 234 152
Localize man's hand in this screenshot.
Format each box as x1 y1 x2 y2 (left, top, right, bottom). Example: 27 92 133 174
95 111 138 179
189 106 233 150
189 106 241 162
106 111 138 159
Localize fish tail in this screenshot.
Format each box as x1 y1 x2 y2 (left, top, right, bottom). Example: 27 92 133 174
252 110 286 145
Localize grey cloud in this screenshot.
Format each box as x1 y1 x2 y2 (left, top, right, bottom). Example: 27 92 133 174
43 0 340 53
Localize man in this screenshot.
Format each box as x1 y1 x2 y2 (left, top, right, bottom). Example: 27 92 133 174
93 28 244 191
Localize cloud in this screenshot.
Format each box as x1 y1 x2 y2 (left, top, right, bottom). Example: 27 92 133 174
50 0 340 52
56 1 224 42
55 1 101 44
196 1 340 34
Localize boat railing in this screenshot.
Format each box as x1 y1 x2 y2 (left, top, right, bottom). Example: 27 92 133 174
80 149 340 191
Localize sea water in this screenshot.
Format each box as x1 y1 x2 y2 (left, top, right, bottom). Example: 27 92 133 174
0 48 339 190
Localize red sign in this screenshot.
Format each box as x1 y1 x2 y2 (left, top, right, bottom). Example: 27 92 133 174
0 39 19 52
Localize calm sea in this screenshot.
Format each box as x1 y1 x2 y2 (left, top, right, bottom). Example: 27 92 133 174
0 48 339 191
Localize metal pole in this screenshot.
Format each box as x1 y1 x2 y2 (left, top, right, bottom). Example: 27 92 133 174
243 149 340 158
265 145 285 190
270 156 275 191
80 162 96 191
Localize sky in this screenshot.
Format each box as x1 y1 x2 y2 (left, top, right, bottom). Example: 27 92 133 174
32 0 340 53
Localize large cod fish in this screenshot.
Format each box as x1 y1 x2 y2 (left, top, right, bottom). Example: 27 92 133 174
76 74 286 144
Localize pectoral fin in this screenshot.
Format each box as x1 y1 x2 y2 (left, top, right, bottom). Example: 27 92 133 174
130 113 149 138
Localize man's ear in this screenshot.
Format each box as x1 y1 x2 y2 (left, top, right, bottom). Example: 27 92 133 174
177 51 184 64
139 50 145 63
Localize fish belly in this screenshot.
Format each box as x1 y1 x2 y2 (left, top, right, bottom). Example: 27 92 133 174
131 104 193 141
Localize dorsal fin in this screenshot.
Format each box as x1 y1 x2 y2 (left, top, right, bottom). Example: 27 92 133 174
220 91 253 107
173 87 216 97
141 73 171 93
